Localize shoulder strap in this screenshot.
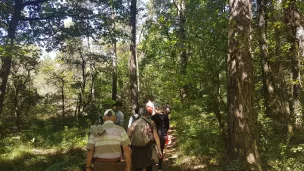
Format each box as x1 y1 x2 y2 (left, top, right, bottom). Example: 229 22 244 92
141 117 152 128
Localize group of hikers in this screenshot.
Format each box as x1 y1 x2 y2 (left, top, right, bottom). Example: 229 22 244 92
85 97 171 171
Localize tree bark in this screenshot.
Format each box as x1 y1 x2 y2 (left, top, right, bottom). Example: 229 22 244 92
129 0 139 113
178 0 188 102
61 78 65 118
89 64 97 102
80 48 86 116
227 0 262 170
257 0 275 118
0 0 23 116
112 9 118 101
283 0 302 135
213 69 228 148
272 26 291 120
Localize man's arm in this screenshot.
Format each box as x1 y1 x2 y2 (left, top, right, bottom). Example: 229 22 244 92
128 116 133 129
123 145 131 171
127 124 134 137
86 147 94 171
153 130 162 158
121 128 131 171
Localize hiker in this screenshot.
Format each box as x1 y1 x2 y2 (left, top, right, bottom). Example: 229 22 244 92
113 101 124 127
127 107 162 171
85 109 131 171
151 106 170 171
128 106 140 129
164 103 171 115
146 96 155 116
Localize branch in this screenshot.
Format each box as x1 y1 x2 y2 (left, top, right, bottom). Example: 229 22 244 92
20 14 96 22
20 15 58 21
172 0 180 13
22 0 49 7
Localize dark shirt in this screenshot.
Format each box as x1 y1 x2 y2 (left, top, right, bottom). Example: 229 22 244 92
151 113 169 136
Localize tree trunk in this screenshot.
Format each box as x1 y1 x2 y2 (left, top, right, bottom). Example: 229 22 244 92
90 65 97 102
112 42 118 101
61 79 65 118
81 49 86 115
14 85 21 127
257 0 275 118
283 0 302 136
0 0 23 116
112 9 118 101
178 0 188 102
272 26 291 120
227 0 262 170
130 0 139 113
213 70 228 147
13 70 30 127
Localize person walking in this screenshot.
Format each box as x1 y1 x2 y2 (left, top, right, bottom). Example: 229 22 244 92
164 103 171 115
151 106 169 171
127 106 140 129
113 101 124 127
85 109 131 171
146 96 156 116
128 107 162 171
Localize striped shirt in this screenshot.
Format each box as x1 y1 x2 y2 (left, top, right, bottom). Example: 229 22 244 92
86 120 130 159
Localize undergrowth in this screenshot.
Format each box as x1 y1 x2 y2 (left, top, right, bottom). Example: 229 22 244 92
0 115 95 171
169 103 227 171
169 103 304 171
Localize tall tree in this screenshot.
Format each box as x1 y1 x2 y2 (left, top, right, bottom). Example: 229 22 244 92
0 0 100 116
0 0 67 115
8 46 40 126
283 0 303 135
129 0 139 112
111 7 118 101
177 0 188 101
227 0 262 170
257 0 275 118
0 0 24 116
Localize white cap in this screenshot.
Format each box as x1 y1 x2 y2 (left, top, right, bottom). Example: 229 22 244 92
104 109 115 116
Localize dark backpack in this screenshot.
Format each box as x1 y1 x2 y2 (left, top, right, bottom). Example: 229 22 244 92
131 117 152 147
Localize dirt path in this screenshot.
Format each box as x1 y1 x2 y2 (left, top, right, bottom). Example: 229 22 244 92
156 126 178 171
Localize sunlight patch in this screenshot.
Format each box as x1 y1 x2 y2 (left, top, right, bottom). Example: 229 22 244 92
247 153 256 164
194 164 206 169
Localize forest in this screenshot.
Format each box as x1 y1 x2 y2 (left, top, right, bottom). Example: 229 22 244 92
1 0 304 170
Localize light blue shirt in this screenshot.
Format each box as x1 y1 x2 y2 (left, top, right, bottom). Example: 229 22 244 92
115 110 124 126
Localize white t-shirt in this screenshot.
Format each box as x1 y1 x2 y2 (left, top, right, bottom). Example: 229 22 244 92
127 114 139 128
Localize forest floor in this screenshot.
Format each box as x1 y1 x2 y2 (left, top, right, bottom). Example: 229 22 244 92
162 127 178 171
158 126 217 171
